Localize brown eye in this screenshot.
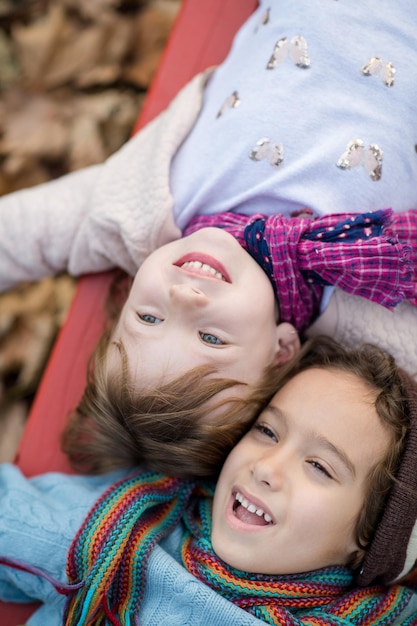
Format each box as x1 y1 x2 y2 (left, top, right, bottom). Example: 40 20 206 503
307 460 332 479
254 423 278 443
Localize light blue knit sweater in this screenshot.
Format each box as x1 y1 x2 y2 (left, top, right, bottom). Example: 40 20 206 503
0 464 266 625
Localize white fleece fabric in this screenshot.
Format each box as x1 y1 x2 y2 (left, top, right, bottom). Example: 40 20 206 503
0 71 211 292
306 290 417 379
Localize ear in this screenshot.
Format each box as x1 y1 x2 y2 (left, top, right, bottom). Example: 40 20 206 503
347 548 367 571
345 543 366 572
273 323 300 366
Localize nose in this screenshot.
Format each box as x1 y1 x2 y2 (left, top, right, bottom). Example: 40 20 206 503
169 283 209 307
252 451 286 491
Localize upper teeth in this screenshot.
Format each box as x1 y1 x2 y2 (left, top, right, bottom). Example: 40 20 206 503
235 491 273 523
181 260 225 281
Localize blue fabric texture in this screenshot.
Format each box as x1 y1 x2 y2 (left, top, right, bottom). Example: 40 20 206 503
0 463 417 624
0 464 265 625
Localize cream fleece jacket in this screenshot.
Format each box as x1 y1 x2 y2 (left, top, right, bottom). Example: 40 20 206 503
306 290 417 378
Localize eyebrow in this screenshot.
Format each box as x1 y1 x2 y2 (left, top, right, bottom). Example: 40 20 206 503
263 406 356 478
313 434 356 478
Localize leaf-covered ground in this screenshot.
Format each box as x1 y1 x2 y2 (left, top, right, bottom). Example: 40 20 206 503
0 0 180 460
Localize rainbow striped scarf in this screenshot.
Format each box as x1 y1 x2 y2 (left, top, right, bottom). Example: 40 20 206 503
181 497 417 626
65 471 195 624
59 471 417 624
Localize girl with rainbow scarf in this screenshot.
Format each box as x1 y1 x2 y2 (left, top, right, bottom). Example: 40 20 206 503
1 336 417 625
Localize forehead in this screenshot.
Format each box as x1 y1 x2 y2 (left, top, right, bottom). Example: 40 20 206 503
274 366 373 403
271 367 379 421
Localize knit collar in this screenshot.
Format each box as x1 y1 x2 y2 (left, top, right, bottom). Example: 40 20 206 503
61 471 416 625
181 496 415 626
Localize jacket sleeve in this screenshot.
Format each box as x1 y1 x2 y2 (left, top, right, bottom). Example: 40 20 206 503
0 70 210 293
0 463 127 604
0 165 101 292
306 288 417 378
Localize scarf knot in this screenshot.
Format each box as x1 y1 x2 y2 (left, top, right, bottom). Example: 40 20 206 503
243 217 272 279
184 209 416 332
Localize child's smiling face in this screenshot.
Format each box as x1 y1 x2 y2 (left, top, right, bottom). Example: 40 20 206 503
211 367 391 575
110 227 298 398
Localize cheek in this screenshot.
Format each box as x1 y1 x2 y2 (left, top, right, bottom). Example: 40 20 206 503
213 444 248 504
211 480 229 546
293 488 358 535
240 291 276 323
233 271 275 313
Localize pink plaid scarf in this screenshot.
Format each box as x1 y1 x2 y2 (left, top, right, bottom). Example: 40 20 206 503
184 209 417 332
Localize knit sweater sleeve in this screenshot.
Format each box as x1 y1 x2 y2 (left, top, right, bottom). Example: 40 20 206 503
0 463 267 626
0 464 127 604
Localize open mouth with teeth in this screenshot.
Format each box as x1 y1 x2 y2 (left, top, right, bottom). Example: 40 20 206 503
174 253 231 283
233 491 273 526
180 260 226 281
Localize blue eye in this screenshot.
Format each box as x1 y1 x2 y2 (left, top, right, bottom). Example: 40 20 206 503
199 332 224 346
139 314 163 324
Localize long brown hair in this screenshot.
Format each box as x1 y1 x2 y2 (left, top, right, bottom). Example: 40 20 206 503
62 328 283 478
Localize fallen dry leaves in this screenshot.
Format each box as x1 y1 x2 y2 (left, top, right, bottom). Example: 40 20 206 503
0 0 181 460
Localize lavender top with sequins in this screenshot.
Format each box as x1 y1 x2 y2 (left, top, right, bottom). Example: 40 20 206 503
171 0 417 230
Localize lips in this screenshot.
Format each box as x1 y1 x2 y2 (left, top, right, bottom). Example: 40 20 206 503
173 253 231 283
232 490 274 526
